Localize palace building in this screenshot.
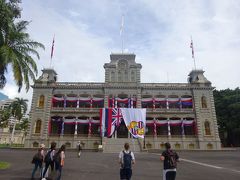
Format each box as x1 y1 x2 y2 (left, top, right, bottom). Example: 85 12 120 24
25 53 221 151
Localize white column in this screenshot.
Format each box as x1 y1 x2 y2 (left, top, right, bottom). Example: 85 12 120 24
167 118 171 136
61 118 65 135
77 97 79 108
181 118 185 136
166 98 169 109
74 120 78 135
179 97 182 110
153 117 157 138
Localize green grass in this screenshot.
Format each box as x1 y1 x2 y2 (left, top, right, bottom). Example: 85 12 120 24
0 144 24 148
0 162 10 169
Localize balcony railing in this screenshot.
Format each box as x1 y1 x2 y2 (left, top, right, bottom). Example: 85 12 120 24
147 108 194 113
51 107 102 112
51 107 194 113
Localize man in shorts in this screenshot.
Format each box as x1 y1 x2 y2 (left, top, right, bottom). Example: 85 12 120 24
119 143 135 180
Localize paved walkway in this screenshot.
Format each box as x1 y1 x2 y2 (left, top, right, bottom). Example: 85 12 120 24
0 149 240 180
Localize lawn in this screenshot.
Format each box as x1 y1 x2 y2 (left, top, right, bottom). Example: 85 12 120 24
0 162 10 169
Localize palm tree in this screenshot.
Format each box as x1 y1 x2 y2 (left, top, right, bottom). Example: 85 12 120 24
0 108 11 128
8 97 28 144
0 20 45 92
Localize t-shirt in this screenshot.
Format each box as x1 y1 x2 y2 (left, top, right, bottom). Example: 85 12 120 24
119 150 135 167
60 151 65 166
50 149 55 161
161 150 179 170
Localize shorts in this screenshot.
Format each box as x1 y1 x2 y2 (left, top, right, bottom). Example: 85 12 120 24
120 168 132 180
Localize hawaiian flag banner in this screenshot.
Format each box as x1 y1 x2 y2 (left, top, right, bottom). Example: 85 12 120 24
181 98 193 106
100 108 123 137
120 108 146 138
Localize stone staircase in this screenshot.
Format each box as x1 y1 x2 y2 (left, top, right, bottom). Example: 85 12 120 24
103 138 142 153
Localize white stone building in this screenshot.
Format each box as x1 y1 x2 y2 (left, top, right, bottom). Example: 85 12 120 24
25 53 221 151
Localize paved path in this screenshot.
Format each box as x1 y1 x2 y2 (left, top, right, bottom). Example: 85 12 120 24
0 149 240 180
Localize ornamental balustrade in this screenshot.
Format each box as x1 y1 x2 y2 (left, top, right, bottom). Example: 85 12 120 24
49 117 100 137
145 118 196 137
48 116 196 138
51 95 193 110
141 97 193 110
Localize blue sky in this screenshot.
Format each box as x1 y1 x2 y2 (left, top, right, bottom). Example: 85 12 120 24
1 0 240 101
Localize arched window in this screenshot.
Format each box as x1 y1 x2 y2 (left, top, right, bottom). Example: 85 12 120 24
124 70 128 81
201 96 207 108
131 71 135 82
111 71 115 82
38 95 45 108
204 121 211 135
118 71 122 81
33 142 39 148
35 119 42 133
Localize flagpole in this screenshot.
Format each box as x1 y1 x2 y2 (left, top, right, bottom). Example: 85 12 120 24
120 15 124 54
50 34 55 68
122 33 124 54
190 36 197 70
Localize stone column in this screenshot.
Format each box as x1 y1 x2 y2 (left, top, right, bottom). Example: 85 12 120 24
104 91 109 108
153 117 157 138
167 118 171 138
136 88 142 108
61 119 65 136
74 120 78 135
64 95 66 108
181 118 185 138
179 97 182 110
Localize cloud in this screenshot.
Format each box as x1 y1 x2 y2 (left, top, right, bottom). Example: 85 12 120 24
1 0 239 106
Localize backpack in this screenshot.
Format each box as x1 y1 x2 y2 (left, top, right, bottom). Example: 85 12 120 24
31 150 43 164
166 150 177 168
122 151 132 169
53 152 61 164
44 149 53 163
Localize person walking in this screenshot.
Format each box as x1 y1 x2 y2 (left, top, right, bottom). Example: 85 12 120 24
77 141 82 157
119 143 135 180
42 142 56 178
31 144 45 180
54 144 66 180
160 142 179 180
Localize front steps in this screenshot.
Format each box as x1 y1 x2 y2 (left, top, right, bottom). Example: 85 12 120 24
103 138 142 153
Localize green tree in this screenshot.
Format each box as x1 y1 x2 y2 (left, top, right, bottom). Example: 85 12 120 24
0 108 11 128
0 0 22 88
214 88 240 146
0 0 45 91
8 97 28 144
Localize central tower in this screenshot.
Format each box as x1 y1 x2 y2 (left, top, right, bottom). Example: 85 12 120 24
104 53 142 83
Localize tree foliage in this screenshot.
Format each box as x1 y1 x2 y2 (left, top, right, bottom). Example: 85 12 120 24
0 108 11 127
214 88 240 146
0 0 45 91
8 97 28 120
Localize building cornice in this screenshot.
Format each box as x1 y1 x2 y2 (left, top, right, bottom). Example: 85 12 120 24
32 82 214 90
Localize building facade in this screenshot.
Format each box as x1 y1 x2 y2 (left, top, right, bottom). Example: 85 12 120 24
25 53 221 150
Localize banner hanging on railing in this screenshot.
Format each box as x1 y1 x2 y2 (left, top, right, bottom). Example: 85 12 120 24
100 108 146 138
120 108 146 139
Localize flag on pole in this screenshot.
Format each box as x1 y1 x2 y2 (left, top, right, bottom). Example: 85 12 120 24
51 36 55 59
120 15 124 36
190 38 194 59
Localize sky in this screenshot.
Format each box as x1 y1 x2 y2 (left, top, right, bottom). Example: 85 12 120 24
1 0 240 104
